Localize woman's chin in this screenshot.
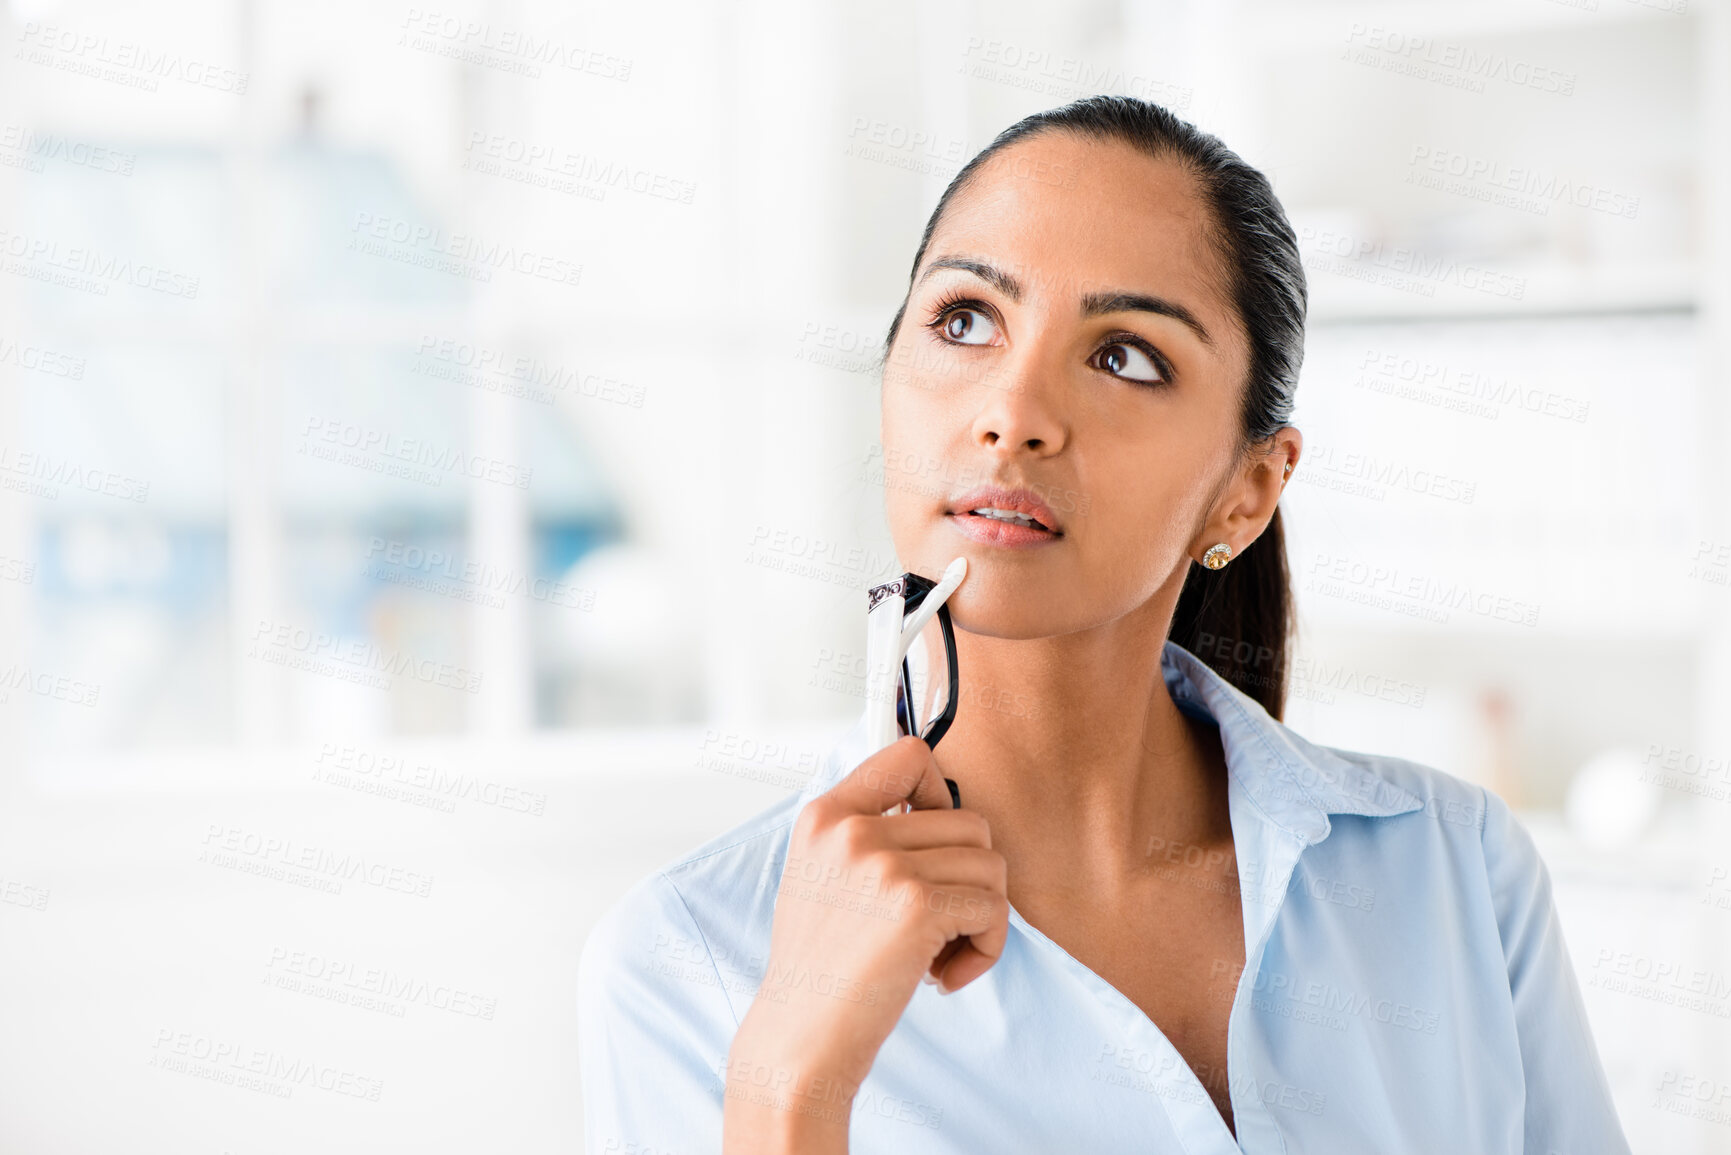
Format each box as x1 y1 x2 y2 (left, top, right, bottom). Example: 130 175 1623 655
899 541 1092 637
945 591 1074 641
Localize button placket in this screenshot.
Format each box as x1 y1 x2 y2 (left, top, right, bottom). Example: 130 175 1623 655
1219 818 1309 1155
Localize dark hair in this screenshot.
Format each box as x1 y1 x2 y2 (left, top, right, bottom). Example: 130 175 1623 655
879 95 1306 720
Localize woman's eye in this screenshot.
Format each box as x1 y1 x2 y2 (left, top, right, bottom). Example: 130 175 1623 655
1098 341 1164 384
940 307 999 346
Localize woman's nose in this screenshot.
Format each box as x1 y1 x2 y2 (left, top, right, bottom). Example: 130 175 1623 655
969 363 1067 456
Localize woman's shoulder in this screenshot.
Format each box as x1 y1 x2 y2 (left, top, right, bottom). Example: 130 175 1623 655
1283 726 1548 912
574 786 824 1153
579 787 807 1010
576 705 881 1034
1304 735 1494 834
656 786 810 924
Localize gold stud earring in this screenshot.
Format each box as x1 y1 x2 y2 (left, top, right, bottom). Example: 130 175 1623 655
1201 543 1232 570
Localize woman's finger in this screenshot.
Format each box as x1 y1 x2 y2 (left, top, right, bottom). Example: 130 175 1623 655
819 736 951 819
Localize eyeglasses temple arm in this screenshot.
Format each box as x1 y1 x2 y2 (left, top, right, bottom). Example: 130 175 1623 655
898 556 968 652
919 602 961 749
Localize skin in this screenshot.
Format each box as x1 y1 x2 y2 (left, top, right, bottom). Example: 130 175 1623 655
723 129 1302 1152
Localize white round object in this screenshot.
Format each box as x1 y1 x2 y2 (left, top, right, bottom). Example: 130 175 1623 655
553 543 694 670
1564 746 1663 850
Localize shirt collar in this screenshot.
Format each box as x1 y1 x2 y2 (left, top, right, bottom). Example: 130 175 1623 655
1160 640 1425 844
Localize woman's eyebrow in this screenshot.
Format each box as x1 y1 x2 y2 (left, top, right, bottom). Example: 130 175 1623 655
916 255 1215 349
1079 290 1215 349
918 256 1024 302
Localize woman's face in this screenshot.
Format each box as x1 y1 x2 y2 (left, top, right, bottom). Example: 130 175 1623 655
881 130 1291 639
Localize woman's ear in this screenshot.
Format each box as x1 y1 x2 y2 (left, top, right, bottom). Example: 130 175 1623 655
1188 426 1302 563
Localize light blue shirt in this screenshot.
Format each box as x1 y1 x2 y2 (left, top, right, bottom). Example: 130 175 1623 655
577 641 1631 1153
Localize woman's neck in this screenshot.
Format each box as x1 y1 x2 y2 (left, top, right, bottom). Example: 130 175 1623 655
930 595 1233 902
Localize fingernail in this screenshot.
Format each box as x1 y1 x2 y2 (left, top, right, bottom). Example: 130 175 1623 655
921 972 939 986
944 777 961 809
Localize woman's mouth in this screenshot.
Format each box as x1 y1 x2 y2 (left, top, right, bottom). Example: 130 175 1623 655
945 487 1064 549
971 507 1050 530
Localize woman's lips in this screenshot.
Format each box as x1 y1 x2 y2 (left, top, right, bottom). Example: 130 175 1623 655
945 485 1065 549
946 510 1062 549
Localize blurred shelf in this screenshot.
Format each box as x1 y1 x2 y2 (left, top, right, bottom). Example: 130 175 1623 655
13 717 853 797
1306 261 1695 324
1524 806 1709 892
1245 0 1695 56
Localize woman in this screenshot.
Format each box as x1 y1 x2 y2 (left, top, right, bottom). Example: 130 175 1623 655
578 96 1629 1154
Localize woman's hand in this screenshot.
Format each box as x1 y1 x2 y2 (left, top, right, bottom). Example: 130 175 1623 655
721 735 1009 1153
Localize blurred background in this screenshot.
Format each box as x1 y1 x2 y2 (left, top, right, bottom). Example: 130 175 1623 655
0 0 1727 1150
